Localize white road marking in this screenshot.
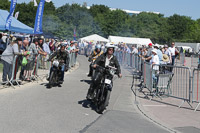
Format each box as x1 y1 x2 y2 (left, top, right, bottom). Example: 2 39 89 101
143 105 167 107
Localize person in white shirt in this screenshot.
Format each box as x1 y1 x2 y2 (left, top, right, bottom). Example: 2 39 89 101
150 49 160 83
169 42 178 66
131 46 138 54
151 49 160 71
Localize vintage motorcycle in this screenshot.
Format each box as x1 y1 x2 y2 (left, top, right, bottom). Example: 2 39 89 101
48 60 62 87
88 65 117 114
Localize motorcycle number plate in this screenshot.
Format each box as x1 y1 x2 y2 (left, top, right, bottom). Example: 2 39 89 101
105 79 111 84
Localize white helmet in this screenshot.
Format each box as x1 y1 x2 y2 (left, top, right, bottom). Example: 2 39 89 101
106 43 116 48
105 43 116 53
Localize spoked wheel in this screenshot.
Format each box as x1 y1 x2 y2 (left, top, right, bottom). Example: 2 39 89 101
96 88 111 114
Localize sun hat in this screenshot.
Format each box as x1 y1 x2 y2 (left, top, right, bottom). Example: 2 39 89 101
151 49 157 54
154 44 159 48
162 54 169 62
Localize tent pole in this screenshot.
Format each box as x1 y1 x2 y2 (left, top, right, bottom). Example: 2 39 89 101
6 31 11 47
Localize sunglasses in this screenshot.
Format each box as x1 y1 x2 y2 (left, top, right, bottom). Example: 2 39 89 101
108 48 114 51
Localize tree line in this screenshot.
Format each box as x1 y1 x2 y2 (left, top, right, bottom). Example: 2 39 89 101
1 0 200 44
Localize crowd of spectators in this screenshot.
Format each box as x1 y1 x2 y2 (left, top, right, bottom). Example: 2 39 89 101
0 34 79 85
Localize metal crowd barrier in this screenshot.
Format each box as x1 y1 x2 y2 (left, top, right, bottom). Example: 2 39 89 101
116 52 200 110
143 62 153 92
175 53 185 66
0 55 22 88
158 64 192 107
190 54 199 68
192 69 200 111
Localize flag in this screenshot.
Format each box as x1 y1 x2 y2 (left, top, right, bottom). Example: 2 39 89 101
34 0 45 34
73 28 76 41
33 0 38 6
45 0 51 2
5 0 17 30
14 11 19 19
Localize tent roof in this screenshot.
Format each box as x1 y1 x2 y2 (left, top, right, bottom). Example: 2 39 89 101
79 34 109 42
108 36 152 46
0 9 34 34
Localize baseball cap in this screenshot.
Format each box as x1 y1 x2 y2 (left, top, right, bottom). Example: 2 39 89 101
149 43 153 46
164 44 168 48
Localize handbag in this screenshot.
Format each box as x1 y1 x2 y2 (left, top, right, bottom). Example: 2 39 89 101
22 57 28 66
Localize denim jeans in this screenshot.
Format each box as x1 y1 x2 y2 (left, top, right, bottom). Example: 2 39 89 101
60 64 65 81
2 60 12 82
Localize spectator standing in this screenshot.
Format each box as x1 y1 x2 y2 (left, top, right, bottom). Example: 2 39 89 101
169 42 179 66
125 45 131 53
49 38 55 53
43 38 51 69
143 43 154 62
131 46 138 54
19 40 29 80
1 37 26 82
164 44 172 65
154 44 163 62
24 38 38 81
150 49 160 82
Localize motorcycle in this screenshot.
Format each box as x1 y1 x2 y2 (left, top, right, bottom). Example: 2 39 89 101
48 60 62 87
88 65 117 114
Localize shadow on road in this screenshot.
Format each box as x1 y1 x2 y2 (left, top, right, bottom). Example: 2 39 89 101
78 99 96 110
40 83 62 89
80 79 92 85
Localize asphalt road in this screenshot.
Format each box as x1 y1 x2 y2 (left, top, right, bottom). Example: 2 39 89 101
0 55 170 133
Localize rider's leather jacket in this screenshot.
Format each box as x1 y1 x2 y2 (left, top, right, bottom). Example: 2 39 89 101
94 53 121 75
49 50 69 65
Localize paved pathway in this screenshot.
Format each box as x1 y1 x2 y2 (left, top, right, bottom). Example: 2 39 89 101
0 55 170 133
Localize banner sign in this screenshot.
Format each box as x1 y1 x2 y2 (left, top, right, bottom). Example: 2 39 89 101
5 0 17 30
74 28 76 41
34 0 45 34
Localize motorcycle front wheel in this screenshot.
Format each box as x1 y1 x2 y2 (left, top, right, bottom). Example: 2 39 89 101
96 88 111 114
49 71 55 87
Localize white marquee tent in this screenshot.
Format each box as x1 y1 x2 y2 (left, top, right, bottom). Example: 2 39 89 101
108 36 152 47
79 34 109 43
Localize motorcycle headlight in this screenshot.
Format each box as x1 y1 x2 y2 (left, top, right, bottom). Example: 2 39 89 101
53 60 59 67
109 69 115 76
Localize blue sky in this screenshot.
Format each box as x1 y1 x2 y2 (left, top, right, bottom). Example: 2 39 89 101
17 0 200 20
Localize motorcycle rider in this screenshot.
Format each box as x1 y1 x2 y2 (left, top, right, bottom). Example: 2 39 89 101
47 43 69 84
86 43 122 100
87 44 104 77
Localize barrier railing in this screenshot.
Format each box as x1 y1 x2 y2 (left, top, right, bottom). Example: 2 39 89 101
190 54 199 68
192 69 200 111
115 51 198 109
158 64 192 107
175 53 185 66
